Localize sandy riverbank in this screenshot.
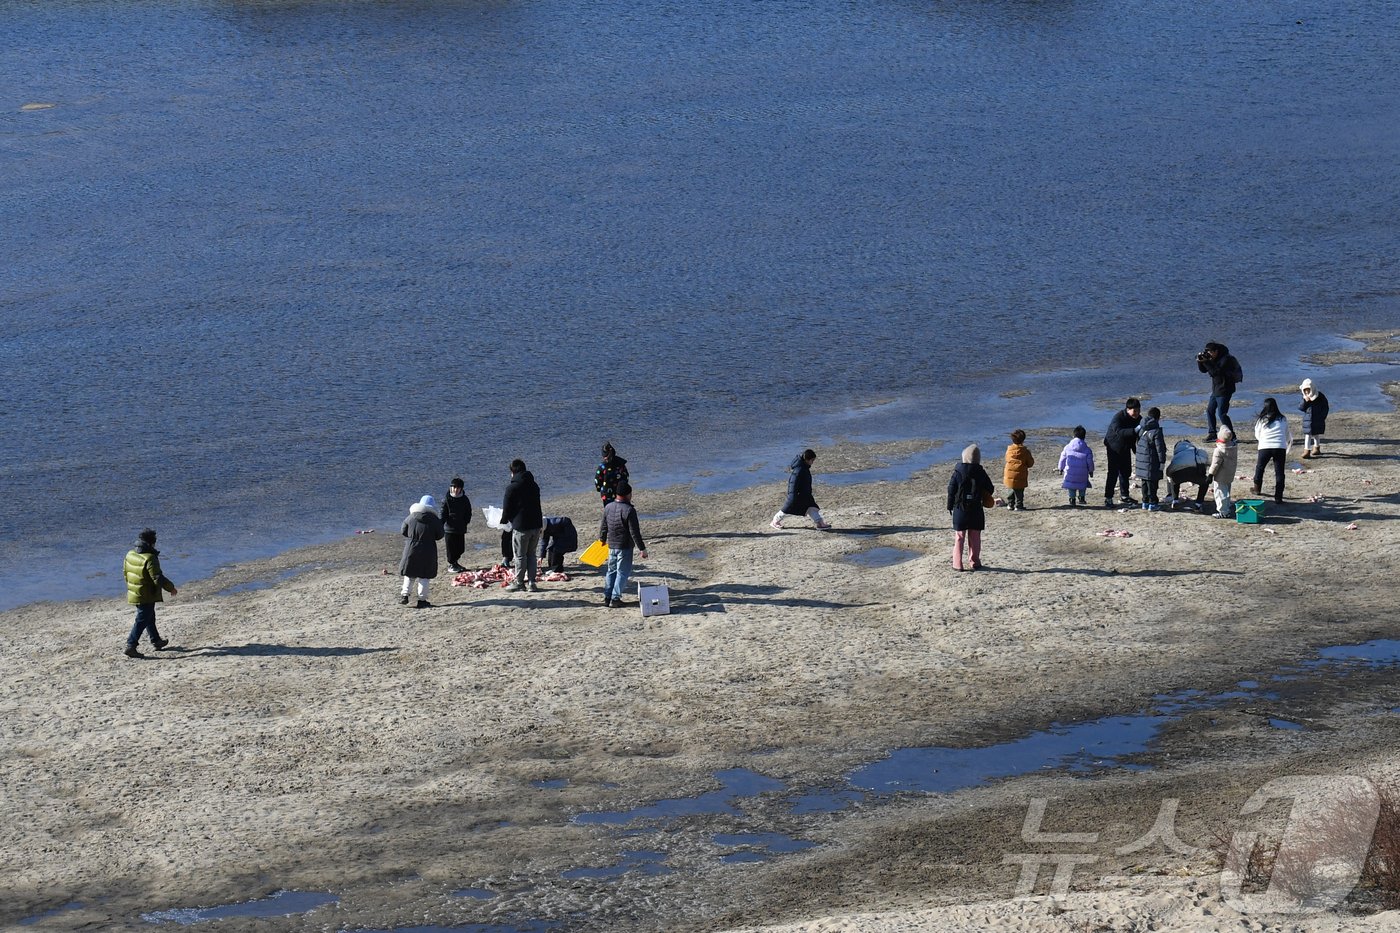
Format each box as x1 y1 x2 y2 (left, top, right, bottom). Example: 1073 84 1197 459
3 379 1400 932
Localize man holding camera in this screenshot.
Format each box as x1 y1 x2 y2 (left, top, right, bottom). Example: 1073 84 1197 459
1197 342 1243 442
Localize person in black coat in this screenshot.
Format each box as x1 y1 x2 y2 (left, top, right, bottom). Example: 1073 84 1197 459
1103 397 1142 508
441 477 473 573
770 449 832 530
1299 378 1330 459
399 495 444 608
946 444 996 571
538 516 579 573
501 459 544 592
1197 342 1243 440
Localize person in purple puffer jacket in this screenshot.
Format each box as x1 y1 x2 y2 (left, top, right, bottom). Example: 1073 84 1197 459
1057 425 1096 507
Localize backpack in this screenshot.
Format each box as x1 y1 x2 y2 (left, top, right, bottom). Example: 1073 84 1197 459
958 466 981 505
1226 355 1243 385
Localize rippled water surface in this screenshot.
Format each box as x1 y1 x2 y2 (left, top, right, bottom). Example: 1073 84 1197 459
2 0 1397 607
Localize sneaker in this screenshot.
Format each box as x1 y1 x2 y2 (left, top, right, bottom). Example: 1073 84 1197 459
1104 499 1115 509
123 645 144 659
969 561 984 571
505 583 525 593
448 564 466 573
815 521 833 530
152 637 170 651
1120 496 1139 507
1203 435 1217 444
611 597 627 608
528 583 541 593
1211 511 1228 519
1144 503 1161 512
415 599 432 609
399 594 410 605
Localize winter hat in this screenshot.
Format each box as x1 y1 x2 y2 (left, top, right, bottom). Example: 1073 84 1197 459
1299 378 1314 392
419 495 438 512
137 527 157 545
1217 426 1234 442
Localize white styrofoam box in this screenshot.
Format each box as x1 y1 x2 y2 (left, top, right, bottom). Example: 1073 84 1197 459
638 584 670 618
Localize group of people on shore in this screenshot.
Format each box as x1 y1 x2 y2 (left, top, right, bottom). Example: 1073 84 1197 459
942 344 1332 571
118 343 1334 652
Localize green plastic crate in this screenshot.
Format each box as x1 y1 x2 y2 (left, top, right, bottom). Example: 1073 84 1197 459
1235 498 1268 524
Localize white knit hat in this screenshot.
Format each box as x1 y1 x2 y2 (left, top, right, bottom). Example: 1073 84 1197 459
1299 378 1314 391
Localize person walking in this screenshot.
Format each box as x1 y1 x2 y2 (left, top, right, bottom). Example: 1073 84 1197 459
947 444 995 571
771 449 831 529
1002 429 1035 511
1103 398 1142 508
399 495 444 608
122 527 178 658
1251 397 1293 504
1133 407 1168 511
501 459 544 592
598 482 648 607
595 443 630 505
1299 378 1330 459
441 477 473 573
1197 342 1243 441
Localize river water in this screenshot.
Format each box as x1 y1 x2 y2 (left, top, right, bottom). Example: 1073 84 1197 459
2 0 1397 608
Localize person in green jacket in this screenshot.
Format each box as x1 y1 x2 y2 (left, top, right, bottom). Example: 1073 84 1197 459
123 528 177 658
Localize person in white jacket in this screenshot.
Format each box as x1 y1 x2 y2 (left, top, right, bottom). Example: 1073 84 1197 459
1207 426 1239 518
1250 397 1293 504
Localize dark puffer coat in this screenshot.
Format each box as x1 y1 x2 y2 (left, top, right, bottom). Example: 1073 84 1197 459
780 455 818 515
946 462 995 531
501 470 544 532
441 491 473 534
1300 392 1330 436
1134 416 1168 481
399 504 444 578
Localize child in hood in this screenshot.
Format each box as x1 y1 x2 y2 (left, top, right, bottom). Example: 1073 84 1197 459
1207 426 1239 519
1002 430 1035 511
1056 426 1095 507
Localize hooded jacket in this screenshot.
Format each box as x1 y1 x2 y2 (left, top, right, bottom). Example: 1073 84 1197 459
1207 439 1239 481
501 470 544 532
780 455 818 515
539 516 579 556
1134 416 1168 481
1300 392 1329 435
124 541 175 605
1057 438 1095 491
1003 443 1035 489
595 456 629 503
399 502 445 579
1198 345 1243 396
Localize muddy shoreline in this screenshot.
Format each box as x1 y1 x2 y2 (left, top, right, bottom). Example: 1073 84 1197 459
4 379 1400 932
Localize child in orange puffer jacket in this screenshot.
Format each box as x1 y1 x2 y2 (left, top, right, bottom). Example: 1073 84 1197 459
1003 429 1035 511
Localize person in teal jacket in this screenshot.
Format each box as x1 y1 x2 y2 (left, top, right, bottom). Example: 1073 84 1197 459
123 528 177 658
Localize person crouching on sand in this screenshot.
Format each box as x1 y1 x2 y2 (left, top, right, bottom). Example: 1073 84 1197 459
771 449 832 530
1003 429 1034 511
123 527 177 658
399 495 444 608
947 444 995 572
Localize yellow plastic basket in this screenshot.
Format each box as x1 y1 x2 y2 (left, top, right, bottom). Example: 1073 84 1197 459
579 539 609 567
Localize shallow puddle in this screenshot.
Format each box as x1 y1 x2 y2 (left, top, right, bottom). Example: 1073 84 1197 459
841 546 920 568
142 890 337 924
451 888 499 900
532 778 569 789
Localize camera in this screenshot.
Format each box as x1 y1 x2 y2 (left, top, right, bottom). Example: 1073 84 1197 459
1197 350 1210 363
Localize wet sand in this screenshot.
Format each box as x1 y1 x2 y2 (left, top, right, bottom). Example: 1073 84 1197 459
3 380 1400 932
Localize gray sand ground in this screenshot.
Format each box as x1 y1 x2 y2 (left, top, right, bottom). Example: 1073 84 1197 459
4 383 1400 932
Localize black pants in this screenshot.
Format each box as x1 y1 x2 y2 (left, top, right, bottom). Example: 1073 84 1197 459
543 548 565 573
1141 479 1160 504
1104 446 1133 499
500 530 514 566
1253 448 1286 502
445 532 466 567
